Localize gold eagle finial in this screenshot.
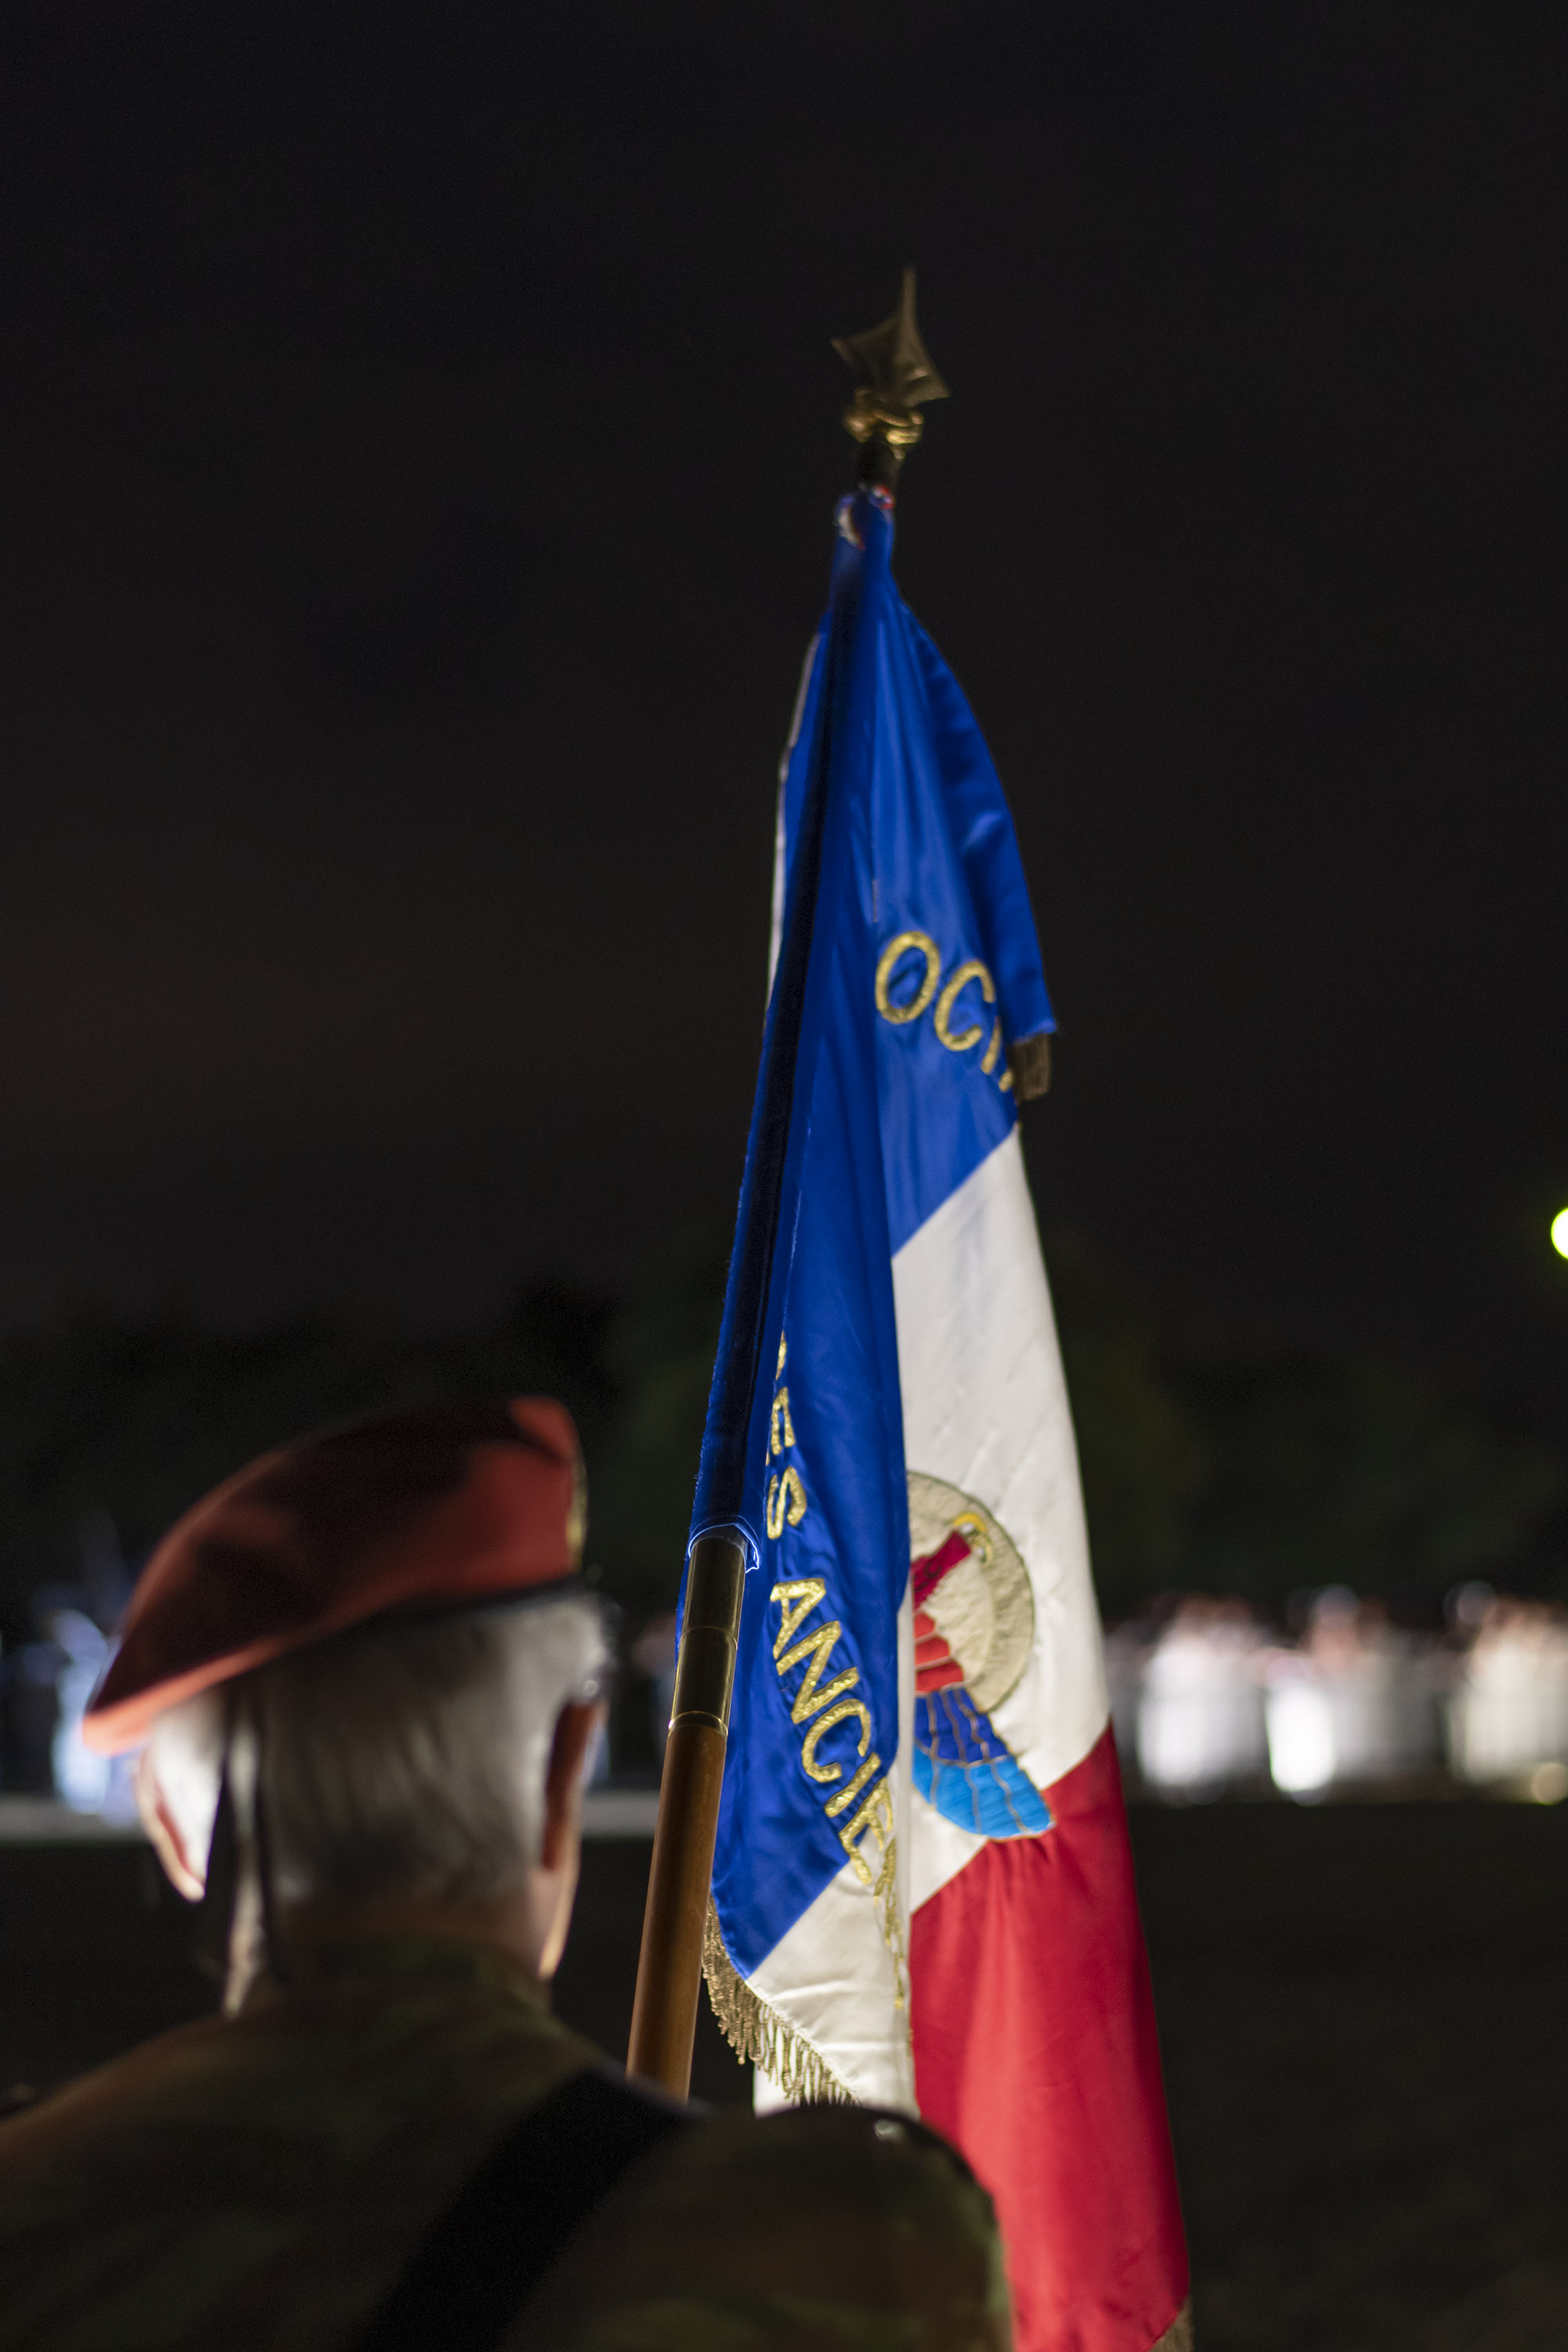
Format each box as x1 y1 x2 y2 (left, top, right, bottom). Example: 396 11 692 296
833 269 949 486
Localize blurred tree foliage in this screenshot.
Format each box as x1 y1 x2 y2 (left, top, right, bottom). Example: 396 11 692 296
0 1284 619 1650
1181 1352 1566 1610
0 1221 1561 1650
1047 1225 1565 1613
585 1225 728 1621
1044 1229 1210 1618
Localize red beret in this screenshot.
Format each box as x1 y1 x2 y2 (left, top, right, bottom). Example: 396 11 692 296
84 1398 586 1754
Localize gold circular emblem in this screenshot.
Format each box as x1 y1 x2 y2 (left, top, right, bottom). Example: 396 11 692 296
907 1472 1034 1715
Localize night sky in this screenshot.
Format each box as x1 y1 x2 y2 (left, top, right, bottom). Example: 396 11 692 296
0 4 1564 1414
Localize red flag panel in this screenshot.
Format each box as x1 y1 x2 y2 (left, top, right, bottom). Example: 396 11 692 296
912 1727 1189 2352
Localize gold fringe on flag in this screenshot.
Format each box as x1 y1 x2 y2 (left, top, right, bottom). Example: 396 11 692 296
702 1900 854 2106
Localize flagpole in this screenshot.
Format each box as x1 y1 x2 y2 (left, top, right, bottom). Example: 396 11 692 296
626 271 947 2099
626 1532 745 2090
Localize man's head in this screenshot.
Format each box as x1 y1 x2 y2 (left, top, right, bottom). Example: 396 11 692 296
139 1592 610 1979
89 1399 612 1982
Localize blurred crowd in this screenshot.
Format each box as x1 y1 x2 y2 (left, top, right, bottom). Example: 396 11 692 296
1107 1586 1568 1804
0 1519 139 1821
3 1508 1566 1819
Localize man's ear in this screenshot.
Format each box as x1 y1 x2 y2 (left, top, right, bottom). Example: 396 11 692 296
539 1701 604 1875
136 1751 208 1901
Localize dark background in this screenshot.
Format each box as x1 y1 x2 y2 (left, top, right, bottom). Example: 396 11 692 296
0 5 1566 1631
1 2 1565 1350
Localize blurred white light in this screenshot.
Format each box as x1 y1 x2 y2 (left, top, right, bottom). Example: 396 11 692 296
1552 1207 1568 1260
1135 1609 1268 1795
1266 1682 1337 1797
1530 1760 1568 1805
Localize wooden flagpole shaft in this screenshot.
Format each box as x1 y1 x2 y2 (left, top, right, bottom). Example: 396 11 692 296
626 1533 746 2095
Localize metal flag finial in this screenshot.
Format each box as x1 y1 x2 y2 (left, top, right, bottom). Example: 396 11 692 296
833 268 949 488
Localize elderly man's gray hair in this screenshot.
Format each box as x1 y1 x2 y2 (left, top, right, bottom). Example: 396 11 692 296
252 1594 611 1908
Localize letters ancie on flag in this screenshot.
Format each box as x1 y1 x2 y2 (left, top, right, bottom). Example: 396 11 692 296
689 486 1189 2352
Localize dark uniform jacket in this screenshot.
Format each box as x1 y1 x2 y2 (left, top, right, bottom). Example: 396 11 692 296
0 1935 1011 2352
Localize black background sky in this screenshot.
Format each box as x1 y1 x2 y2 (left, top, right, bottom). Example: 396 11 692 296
0 3 1564 1417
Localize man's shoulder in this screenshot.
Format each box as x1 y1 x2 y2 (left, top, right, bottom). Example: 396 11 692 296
516 2100 1012 2351
0 1944 594 2175
0 1949 601 2352
0 2006 238 2177
671 2100 998 2234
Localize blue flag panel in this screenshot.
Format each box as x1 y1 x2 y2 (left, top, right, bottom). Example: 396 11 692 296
777 516 1055 1256
693 487 1055 1981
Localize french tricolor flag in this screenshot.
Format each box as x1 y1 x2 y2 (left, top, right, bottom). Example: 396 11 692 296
691 484 1189 2352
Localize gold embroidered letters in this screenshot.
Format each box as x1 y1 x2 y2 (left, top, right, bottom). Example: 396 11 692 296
765 1339 907 2010
875 932 1013 1094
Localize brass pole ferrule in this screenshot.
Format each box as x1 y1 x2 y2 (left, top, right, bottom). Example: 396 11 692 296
668 1534 746 1735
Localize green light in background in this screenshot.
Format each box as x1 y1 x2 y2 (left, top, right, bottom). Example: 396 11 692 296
1552 1208 1568 1261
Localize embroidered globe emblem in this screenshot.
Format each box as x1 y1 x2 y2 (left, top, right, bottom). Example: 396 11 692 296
909 1472 1051 1839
